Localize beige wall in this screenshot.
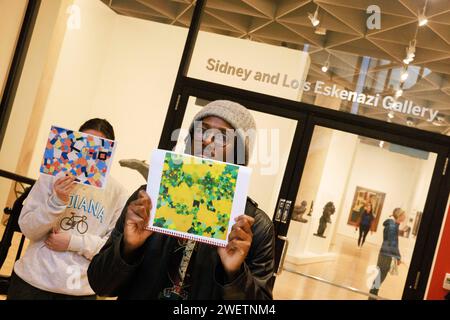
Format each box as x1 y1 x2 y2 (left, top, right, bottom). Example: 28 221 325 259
87 13 189 194
0 0 62 218
0 0 28 98
26 0 116 177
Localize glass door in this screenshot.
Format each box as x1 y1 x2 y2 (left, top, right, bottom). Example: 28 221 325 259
273 123 445 300
159 88 448 301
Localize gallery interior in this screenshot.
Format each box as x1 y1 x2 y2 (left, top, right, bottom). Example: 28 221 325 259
1 0 449 300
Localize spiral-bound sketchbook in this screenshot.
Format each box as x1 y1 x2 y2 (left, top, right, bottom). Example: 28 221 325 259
146 149 252 247
39 125 116 188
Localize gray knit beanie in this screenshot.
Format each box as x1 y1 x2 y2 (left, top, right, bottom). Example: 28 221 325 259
188 100 256 166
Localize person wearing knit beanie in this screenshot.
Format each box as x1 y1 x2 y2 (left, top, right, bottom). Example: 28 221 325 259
186 100 256 166
119 100 257 180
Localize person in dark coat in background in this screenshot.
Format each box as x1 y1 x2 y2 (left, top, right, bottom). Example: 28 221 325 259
356 202 375 247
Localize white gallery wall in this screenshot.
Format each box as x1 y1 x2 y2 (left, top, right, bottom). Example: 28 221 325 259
288 129 359 259
410 152 437 213
87 8 189 191
305 131 359 249
335 142 435 248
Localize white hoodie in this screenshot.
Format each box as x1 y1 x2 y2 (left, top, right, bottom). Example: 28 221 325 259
13 174 128 296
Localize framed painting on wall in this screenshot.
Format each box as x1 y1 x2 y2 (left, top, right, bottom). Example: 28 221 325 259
347 186 386 232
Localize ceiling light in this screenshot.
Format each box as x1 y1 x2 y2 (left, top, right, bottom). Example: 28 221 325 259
308 6 320 27
395 88 403 98
400 68 409 82
379 141 385 148
315 27 327 35
403 57 413 64
432 115 446 126
418 0 428 26
418 16 428 26
403 40 416 65
388 111 395 119
321 54 330 72
406 117 415 127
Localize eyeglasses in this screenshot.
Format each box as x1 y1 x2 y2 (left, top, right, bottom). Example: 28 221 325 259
193 126 233 147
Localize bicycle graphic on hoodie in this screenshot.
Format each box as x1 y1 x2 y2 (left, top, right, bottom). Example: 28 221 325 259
60 212 89 234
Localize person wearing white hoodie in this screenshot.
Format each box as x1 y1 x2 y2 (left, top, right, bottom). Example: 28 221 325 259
7 119 128 300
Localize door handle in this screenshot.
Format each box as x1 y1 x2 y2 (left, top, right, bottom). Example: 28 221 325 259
274 235 289 276
274 198 286 222
281 200 292 223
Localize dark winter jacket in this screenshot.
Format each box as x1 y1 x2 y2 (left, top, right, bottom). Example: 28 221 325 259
87 185 275 300
380 218 401 260
359 210 375 229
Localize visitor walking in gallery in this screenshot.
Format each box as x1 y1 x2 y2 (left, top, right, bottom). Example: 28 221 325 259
369 208 405 298
356 202 375 247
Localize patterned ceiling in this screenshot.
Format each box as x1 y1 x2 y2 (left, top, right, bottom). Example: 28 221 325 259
101 0 450 135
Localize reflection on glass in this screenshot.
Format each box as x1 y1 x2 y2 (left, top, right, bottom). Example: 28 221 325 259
184 0 449 135
276 127 436 300
102 0 193 27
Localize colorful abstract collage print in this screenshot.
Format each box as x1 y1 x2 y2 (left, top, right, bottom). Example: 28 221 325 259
40 126 115 188
154 153 239 240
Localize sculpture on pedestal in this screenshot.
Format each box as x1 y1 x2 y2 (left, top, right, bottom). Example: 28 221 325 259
307 200 313 216
314 201 335 238
291 200 308 223
119 159 149 180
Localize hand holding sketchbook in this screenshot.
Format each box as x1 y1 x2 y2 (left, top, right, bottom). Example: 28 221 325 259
39 125 116 188
146 150 252 247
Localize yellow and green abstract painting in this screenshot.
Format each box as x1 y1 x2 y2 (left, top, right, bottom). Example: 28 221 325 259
153 153 239 240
